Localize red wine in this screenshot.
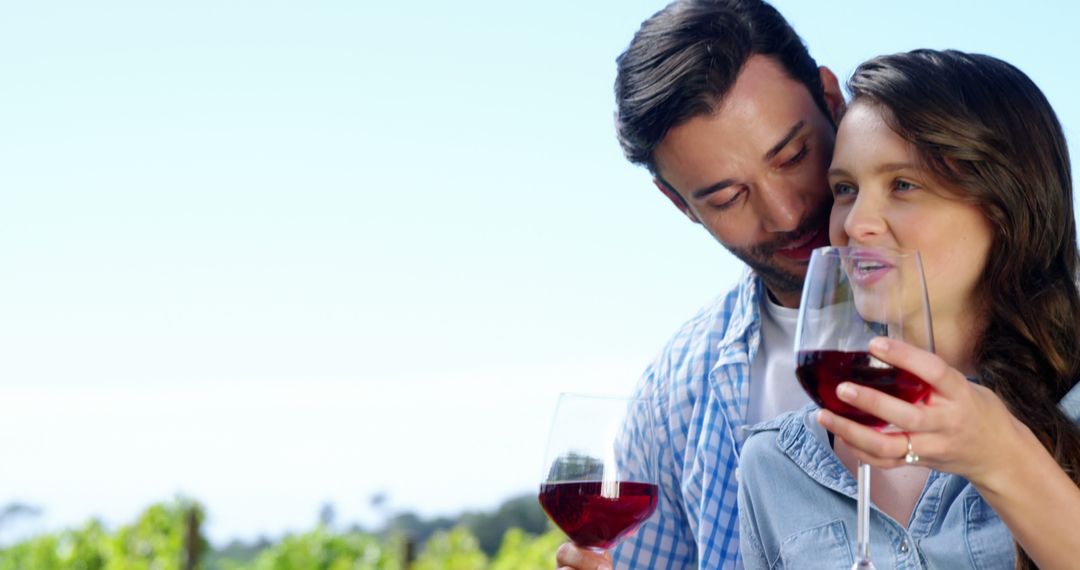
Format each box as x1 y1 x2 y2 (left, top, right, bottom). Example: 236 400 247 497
538 480 658 549
796 350 929 428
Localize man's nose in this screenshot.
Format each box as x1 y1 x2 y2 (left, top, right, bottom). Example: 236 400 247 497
755 180 802 233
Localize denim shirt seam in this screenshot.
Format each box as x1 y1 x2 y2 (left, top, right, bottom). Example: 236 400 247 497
906 469 948 539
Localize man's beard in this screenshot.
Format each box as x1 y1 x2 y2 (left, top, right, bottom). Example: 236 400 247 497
726 205 830 299
730 246 805 298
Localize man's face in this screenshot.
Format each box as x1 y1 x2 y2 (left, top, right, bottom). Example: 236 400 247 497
652 55 841 308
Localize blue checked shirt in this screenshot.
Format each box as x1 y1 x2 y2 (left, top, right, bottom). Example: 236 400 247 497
613 270 769 569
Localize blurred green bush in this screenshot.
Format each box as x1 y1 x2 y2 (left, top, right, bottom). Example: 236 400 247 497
0 499 565 570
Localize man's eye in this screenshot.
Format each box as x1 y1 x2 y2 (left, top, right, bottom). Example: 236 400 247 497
710 188 745 210
780 145 809 167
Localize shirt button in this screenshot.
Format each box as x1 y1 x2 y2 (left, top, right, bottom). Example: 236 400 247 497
899 539 910 554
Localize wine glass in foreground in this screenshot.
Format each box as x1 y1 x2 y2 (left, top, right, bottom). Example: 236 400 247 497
538 393 659 553
795 246 934 570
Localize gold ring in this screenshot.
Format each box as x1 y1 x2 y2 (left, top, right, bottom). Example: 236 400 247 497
904 434 920 464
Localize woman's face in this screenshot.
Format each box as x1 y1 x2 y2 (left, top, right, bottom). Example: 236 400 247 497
827 101 994 331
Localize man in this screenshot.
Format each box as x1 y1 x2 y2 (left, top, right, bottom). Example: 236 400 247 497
556 0 843 568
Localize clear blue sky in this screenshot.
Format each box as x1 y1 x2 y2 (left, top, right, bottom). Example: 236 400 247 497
1 0 1077 545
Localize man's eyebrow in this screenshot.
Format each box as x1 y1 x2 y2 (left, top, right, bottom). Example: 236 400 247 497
763 120 806 160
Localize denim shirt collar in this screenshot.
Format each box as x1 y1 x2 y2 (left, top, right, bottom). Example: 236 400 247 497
751 406 862 498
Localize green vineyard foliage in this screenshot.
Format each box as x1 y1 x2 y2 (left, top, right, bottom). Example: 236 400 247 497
0 498 204 570
0 499 565 570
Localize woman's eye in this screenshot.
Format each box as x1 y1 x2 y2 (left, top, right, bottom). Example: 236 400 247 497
893 179 919 193
832 182 856 197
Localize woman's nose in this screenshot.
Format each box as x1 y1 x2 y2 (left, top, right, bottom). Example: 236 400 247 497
842 193 887 241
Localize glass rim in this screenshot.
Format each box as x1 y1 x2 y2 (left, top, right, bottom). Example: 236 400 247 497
813 245 920 259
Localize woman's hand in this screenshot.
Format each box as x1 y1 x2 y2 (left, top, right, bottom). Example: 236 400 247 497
816 336 1032 488
820 336 1080 568
554 542 612 570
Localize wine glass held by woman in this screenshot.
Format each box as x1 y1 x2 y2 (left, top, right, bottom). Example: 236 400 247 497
819 337 1080 568
794 245 935 570
737 49 1080 570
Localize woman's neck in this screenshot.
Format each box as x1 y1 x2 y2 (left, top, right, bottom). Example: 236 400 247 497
929 308 985 377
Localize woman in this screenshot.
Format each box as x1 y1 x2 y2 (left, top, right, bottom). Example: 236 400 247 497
737 49 1080 569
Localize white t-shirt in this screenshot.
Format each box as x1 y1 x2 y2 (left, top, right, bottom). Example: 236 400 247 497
745 293 812 426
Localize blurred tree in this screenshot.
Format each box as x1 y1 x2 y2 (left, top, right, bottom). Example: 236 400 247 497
0 502 43 545
318 503 336 529
460 494 549 554
203 536 272 569
0 503 42 528
377 492 547 555
369 493 389 527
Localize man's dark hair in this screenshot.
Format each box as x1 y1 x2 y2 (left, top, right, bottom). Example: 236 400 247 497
615 0 828 173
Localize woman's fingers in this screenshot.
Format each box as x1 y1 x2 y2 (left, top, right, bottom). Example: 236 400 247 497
833 380 930 432
868 337 966 400
819 339 1024 481
817 409 909 466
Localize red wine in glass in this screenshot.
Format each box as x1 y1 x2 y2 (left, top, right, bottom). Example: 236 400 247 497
538 480 658 549
539 394 658 552
796 350 930 428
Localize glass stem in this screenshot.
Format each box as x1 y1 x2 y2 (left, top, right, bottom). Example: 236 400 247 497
853 461 875 569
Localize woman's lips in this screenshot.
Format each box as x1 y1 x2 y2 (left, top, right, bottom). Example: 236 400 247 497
847 253 895 287
776 226 830 261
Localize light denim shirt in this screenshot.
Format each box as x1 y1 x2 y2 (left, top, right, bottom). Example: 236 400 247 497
737 382 1080 569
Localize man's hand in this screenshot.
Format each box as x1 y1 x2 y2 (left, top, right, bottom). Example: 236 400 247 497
555 542 613 570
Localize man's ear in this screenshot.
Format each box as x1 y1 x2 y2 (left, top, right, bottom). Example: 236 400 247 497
818 66 845 123
653 178 700 224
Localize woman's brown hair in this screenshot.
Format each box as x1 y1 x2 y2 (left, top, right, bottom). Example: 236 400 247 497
848 49 1080 569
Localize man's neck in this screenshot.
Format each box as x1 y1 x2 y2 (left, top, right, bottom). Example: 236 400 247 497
765 286 801 309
